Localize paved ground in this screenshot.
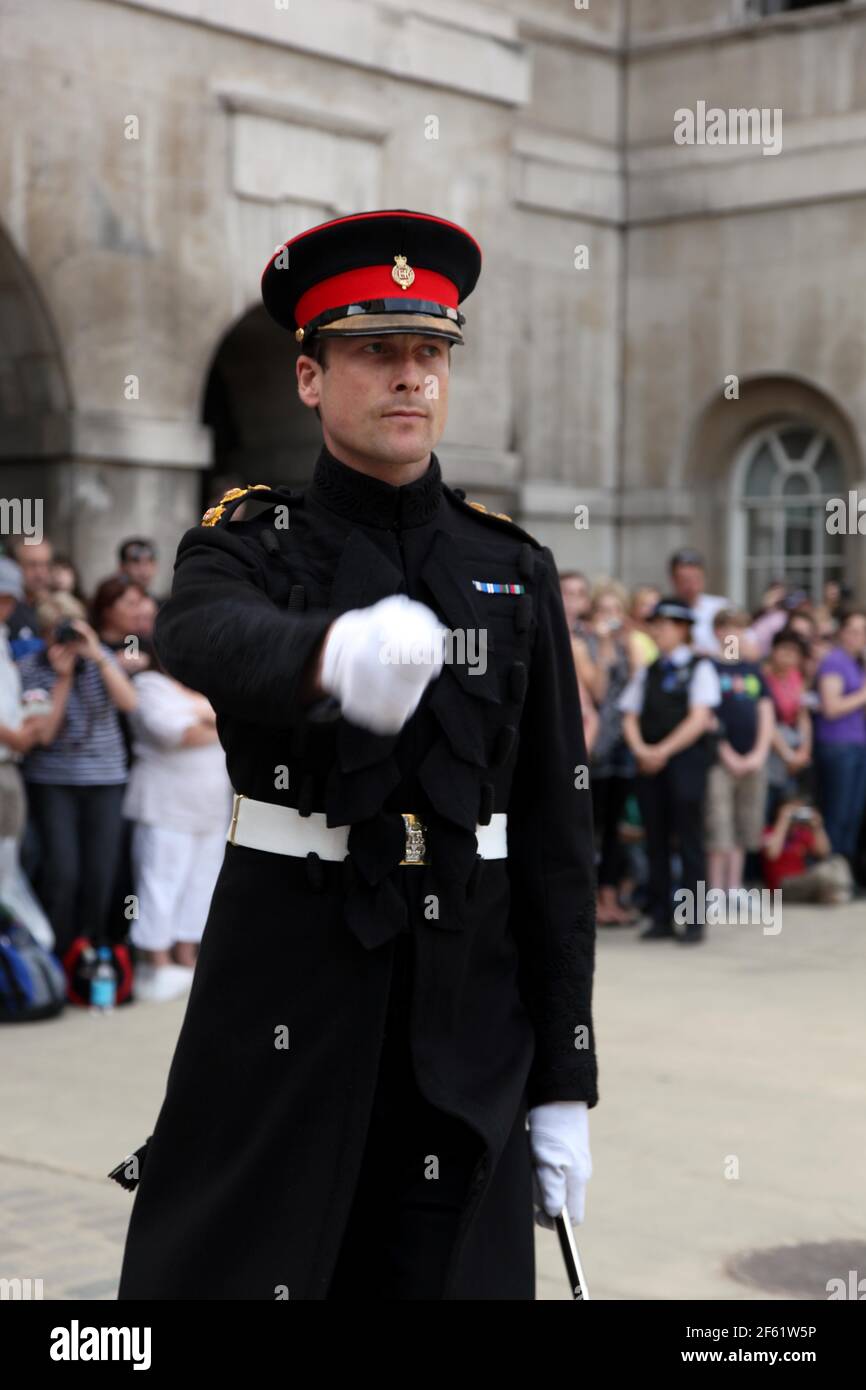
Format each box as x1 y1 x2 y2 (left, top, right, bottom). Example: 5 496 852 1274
2 900 864 1301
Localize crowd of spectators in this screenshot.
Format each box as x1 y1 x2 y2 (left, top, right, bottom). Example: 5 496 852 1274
0 535 232 1005
562 550 866 936
1 526 862 1004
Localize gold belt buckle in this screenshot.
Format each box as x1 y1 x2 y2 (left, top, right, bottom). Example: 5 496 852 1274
399 812 428 866
227 792 246 845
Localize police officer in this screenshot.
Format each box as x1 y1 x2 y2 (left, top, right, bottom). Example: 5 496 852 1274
113 209 599 1300
619 597 721 944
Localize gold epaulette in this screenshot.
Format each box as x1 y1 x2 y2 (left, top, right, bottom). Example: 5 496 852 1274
466 499 513 522
201 484 272 527
450 486 542 548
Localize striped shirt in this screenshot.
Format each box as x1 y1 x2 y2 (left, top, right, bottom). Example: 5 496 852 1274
18 645 128 786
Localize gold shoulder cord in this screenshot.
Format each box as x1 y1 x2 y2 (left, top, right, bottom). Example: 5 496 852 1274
466 498 513 522
201 483 272 527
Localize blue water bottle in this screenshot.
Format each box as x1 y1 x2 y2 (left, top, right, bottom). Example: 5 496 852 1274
90 946 117 1014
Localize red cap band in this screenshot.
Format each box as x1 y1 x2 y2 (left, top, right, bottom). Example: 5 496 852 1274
294 265 459 330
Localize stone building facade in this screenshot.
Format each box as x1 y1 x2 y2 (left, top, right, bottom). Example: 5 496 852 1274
1 0 864 604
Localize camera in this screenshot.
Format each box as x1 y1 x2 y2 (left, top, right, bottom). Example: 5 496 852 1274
790 807 814 824
54 620 82 645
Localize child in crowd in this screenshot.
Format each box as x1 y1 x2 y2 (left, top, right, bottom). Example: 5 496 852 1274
762 626 813 820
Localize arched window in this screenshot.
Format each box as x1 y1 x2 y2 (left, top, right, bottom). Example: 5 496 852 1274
734 424 847 608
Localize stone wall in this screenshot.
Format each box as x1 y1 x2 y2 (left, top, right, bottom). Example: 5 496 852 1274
0 0 864 601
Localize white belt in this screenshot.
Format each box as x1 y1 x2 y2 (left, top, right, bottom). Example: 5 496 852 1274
226 793 507 865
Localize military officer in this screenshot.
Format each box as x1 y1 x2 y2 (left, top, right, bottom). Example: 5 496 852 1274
113 208 599 1300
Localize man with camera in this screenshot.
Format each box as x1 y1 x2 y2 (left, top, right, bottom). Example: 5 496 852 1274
762 796 853 905
16 593 137 958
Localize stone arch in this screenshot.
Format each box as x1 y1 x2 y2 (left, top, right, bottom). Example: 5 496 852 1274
680 375 863 604
199 303 321 510
683 374 862 490
0 222 72 498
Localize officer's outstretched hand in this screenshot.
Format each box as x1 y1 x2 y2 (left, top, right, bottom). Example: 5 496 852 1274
320 593 446 735
528 1100 592 1228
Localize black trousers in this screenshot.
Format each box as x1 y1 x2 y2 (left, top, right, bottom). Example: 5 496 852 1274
635 747 709 927
590 774 632 887
26 782 127 958
326 928 483 1300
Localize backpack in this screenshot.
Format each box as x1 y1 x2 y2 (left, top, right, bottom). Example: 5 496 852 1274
0 910 67 1022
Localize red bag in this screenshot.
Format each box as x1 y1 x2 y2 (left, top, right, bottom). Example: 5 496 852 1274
62 936 134 1007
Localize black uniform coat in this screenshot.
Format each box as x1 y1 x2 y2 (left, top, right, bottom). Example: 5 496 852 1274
115 443 599 1300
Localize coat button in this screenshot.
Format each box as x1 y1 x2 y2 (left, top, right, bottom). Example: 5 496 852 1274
493 724 517 766
509 661 527 701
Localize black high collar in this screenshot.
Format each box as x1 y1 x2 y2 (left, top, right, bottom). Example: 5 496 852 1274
308 442 443 529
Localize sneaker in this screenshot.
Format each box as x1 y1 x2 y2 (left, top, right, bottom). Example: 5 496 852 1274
134 963 195 1003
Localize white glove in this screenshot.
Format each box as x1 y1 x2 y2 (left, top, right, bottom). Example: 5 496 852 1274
320 593 445 735
528 1100 592 1229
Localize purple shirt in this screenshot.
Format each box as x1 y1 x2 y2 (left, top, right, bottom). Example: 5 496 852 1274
814 648 866 745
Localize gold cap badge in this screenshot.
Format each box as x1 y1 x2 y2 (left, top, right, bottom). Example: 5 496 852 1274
391 254 415 291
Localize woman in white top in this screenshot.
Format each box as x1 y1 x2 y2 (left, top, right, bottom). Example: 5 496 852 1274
124 644 233 1002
